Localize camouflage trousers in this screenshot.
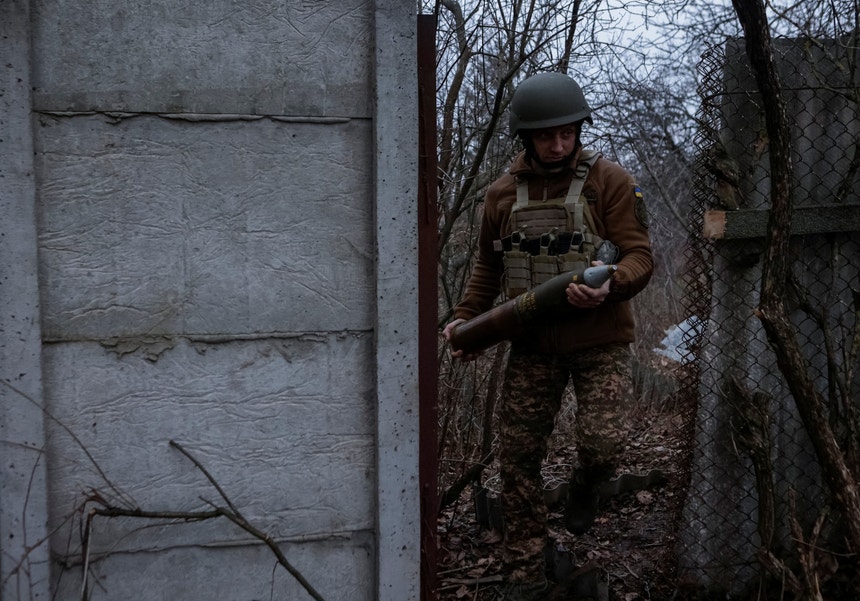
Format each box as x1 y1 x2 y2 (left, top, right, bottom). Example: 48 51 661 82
498 342 632 582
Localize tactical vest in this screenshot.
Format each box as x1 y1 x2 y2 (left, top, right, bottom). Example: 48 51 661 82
494 150 605 298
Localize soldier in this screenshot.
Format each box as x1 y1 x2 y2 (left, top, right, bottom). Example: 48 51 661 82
442 72 654 599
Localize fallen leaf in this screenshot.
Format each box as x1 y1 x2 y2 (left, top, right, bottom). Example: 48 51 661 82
636 490 654 505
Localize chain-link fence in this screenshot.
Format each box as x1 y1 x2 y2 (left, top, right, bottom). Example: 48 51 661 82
675 35 859 598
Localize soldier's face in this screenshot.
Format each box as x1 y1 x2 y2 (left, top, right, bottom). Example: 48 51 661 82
530 123 580 168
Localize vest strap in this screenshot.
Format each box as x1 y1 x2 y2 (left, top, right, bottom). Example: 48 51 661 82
515 176 529 210
564 150 600 232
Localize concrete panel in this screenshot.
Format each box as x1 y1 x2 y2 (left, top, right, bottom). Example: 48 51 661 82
721 37 860 210
43 335 374 551
31 0 373 117
35 114 373 340
50 534 374 601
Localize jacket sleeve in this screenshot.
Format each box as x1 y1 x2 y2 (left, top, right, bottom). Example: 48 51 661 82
597 162 654 302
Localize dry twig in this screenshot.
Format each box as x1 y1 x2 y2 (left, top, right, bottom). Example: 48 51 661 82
78 441 327 601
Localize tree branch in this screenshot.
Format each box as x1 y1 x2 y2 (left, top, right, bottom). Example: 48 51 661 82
75 441 328 601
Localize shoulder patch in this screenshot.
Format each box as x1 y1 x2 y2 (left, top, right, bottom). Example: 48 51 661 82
633 185 649 229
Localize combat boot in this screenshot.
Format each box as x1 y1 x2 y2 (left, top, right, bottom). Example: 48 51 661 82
564 465 613 535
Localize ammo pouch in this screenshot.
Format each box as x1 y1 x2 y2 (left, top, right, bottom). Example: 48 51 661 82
495 151 607 298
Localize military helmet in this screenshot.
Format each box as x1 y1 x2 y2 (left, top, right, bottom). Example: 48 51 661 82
509 72 593 136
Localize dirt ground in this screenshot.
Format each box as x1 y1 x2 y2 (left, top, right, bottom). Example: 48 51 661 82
435 403 691 601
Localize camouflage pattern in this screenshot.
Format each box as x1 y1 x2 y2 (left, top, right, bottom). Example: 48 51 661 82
497 341 632 582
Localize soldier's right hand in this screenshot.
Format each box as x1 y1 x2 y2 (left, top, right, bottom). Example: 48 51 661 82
441 319 482 363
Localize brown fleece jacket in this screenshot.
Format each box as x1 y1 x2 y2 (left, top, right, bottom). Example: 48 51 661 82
453 147 654 354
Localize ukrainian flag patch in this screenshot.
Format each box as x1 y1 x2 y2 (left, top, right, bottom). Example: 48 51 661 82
633 185 649 228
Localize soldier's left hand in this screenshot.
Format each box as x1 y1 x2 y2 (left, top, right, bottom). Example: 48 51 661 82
566 261 611 308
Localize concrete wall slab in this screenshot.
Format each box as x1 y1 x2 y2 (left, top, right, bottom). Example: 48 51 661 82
35 114 373 340
31 0 373 117
43 336 374 549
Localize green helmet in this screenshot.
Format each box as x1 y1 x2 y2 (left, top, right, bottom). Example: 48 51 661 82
509 72 593 136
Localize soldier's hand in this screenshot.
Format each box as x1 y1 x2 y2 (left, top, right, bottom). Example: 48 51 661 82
566 261 611 308
442 319 482 362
